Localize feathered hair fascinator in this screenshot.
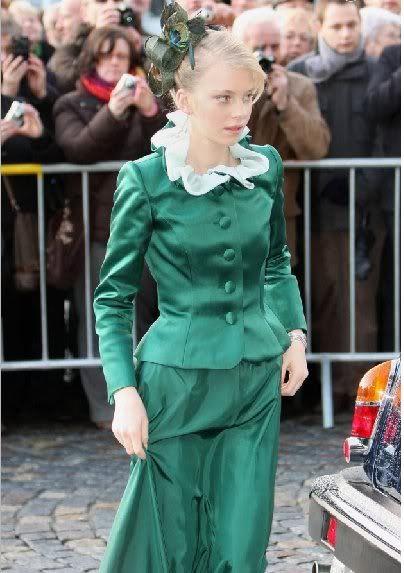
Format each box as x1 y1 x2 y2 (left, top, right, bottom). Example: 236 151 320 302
145 1 207 97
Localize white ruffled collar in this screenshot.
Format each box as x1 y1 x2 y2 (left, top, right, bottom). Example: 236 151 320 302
150 110 269 196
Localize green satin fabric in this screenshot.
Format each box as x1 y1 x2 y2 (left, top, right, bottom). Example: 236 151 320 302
99 356 282 573
93 142 307 405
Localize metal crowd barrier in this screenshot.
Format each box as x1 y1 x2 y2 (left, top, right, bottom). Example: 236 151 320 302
1 158 401 429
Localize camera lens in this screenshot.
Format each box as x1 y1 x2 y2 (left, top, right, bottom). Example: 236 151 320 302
119 6 136 27
253 50 275 74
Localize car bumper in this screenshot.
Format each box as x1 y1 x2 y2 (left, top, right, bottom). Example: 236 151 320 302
309 466 401 573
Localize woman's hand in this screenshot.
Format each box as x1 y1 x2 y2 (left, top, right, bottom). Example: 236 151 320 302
133 78 158 116
16 104 44 138
108 85 136 119
112 387 149 460
26 55 47 100
1 55 28 97
95 5 120 27
280 336 308 396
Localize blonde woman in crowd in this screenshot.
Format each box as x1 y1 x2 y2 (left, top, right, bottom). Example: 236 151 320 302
278 6 316 65
8 0 55 63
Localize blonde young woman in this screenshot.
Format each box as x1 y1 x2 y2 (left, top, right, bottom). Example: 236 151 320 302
94 4 308 571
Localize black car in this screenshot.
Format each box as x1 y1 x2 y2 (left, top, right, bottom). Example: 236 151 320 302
309 359 401 573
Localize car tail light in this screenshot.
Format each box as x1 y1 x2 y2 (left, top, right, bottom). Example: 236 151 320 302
326 515 337 548
351 361 391 439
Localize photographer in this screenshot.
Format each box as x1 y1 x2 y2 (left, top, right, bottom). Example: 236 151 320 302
1 14 59 132
8 0 55 65
53 26 164 429
48 0 143 94
1 97 67 422
233 7 330 268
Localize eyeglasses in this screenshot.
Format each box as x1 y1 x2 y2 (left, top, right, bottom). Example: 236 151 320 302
284 32 312 43
98 51 130 61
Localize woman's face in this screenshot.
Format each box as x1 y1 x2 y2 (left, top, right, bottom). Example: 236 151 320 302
280 20 313 64
20 13 43 43
178 62 258 147
95 38 131 83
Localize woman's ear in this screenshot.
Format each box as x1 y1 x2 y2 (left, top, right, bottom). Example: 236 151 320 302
175 88 192 115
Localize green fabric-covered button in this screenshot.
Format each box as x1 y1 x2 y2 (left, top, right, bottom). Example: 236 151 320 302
224 281 235 294
223 249 235 261
219 216 231 229
225 311 236 325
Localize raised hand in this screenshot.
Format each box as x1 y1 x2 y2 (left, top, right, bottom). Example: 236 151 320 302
1 55 28 97
26 54 47 99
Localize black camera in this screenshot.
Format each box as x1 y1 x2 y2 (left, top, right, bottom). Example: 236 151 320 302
119 5 136 28
253 51 275 74
10 35 30 61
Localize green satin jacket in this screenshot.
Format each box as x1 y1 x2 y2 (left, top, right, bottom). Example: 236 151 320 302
93 138 307 405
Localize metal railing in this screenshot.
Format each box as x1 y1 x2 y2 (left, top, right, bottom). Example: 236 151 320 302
1 158 401 428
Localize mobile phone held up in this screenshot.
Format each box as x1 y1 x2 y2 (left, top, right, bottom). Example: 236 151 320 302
115 74 138 94
4 101 25 127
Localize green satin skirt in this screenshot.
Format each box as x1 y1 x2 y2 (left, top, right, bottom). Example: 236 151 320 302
99 355 282 573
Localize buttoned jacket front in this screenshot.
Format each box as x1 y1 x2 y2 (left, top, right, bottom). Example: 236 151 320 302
93 137 307 404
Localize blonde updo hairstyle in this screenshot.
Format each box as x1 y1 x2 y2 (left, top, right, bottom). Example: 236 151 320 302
169 29 266 107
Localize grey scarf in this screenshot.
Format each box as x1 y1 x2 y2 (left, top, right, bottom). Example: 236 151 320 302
305 35 365 83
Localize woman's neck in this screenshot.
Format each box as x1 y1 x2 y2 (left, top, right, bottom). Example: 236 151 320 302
186 130 240 175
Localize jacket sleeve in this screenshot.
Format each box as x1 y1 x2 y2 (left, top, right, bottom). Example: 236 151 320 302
277 77 330 160
93 162 153 405
53 96 131 163
365 47 401 122
264 146 307 333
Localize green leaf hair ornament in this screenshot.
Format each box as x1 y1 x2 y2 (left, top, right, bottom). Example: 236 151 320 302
145 1 207 97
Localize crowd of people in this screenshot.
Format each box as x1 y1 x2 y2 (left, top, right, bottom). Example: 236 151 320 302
1 0 401 426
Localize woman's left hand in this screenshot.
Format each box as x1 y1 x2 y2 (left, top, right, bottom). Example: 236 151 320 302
16 104 44 139
280 338 309 396
132 78 158 116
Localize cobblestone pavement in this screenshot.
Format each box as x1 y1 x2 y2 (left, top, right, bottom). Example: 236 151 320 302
1 413 352 573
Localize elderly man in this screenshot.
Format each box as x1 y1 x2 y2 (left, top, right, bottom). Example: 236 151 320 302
233 7 330 269
360 6 401 57
54 0 82 45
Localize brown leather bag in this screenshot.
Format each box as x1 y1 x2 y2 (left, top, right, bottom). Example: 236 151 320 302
3 176 40 292
46 196 84 290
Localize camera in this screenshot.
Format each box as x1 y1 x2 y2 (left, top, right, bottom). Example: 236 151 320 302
4 101 25 127
115 73 138 94
10 35 30 61
253 51 275 74
118 4 136 28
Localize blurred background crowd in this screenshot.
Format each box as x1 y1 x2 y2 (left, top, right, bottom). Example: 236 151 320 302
0 0 401 428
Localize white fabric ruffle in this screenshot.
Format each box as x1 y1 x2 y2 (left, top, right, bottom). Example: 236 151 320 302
150 109 269 196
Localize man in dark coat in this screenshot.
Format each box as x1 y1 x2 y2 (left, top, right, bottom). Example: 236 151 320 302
288 0 384 409
365 43 401 351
